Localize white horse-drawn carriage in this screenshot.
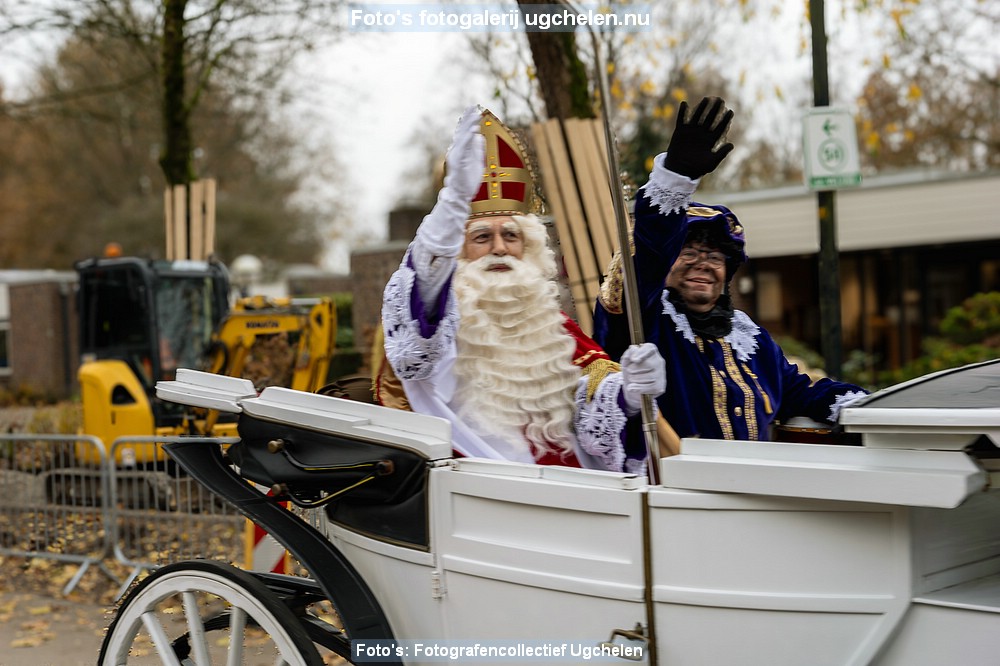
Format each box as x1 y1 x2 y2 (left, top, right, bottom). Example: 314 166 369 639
100 360 1000 665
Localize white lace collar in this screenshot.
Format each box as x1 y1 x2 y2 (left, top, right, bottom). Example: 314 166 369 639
660 289 760 361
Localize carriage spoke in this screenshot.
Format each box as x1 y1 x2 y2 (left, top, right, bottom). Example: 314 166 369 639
140 611 184 666
101 562 324 665
182 591 211 666
225 606 247 666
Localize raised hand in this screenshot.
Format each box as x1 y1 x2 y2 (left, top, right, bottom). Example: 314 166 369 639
664 97 735 180
443 105 486 203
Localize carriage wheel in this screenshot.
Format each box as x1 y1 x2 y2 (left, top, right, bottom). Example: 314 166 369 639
99 560 325 666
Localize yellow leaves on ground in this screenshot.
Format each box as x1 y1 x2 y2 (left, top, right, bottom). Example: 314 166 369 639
9 611 57 649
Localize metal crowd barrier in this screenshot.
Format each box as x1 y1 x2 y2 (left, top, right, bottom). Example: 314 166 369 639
1 432 321 597
107 436 245 596
0 433 120 595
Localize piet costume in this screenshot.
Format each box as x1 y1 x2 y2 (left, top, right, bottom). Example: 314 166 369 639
594 154 867 441
379 108 659 473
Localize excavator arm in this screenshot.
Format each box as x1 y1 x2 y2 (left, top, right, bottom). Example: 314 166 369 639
208 296 337 395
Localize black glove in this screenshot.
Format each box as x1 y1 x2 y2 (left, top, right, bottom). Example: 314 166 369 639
664 97 735 179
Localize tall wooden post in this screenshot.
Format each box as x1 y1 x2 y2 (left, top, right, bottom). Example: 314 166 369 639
810 0 843 378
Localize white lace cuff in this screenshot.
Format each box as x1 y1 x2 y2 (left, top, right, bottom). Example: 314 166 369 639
574 374 627 472
641 153 700 215
828 390 868 423
381 259 459 381
624 457 648 479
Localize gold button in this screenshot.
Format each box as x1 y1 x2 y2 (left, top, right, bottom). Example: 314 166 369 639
734 407 743 417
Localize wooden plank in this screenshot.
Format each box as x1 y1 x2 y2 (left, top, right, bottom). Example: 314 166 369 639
531 120 593 332
563 118 616 272
585 118 627 266
549 121 602 326
190 180 205 261
203 178 216 258
171 184 187 260
532 120 588 328
164 187 175 260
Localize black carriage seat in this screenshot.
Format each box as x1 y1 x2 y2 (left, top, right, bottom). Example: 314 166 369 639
232 386 453 551
154 370 453 551
230 414 432 547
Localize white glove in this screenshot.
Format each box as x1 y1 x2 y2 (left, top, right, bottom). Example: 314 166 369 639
416 106 485 258
620 343 666 416
443 105 486 202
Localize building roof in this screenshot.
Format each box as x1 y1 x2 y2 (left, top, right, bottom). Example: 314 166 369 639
706 170 1000 258
0 269 77 285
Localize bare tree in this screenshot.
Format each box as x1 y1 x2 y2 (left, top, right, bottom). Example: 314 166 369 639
464 0 998 192
855 0 1000 173
0 29 339 269
516 1 595 120
1 0 343 186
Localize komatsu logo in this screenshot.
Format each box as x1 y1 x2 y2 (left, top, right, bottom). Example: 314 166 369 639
246 320 281 329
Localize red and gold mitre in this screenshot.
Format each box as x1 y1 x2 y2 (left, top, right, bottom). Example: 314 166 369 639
470 109 538 218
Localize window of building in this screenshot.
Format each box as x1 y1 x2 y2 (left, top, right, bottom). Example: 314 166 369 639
0 321 9 375
0 284 9 375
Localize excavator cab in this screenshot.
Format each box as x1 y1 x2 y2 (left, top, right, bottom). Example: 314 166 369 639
75 256 230 453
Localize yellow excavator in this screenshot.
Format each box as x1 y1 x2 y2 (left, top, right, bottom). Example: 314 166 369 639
74 255 336 465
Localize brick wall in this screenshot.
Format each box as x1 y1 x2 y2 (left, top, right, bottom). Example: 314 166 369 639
387 207 425 243
349 240 411 365
347 207 430 368
7 280 78 399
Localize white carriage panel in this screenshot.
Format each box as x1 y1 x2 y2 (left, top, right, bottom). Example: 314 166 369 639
661 438 984 508
911 493 1000 594
915 572 1000 612
647 487 909 600
244 387 454 459
841 406 1000 430
440 570 647 652
647 487 912 665
157 369 258 412
873 603 1000 666
431 463 645 599
325 522 445 642
840 406 1000 450
656 604 881 666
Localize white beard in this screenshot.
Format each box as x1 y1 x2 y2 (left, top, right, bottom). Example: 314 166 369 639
452 253 579 460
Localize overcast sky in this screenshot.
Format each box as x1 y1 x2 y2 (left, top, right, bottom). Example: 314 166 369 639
297 28 489 271
0 1 923 273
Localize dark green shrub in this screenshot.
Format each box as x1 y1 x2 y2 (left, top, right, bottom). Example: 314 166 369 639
939 292 1000 346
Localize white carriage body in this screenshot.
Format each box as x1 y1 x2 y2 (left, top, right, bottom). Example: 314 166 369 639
159 365 1000 665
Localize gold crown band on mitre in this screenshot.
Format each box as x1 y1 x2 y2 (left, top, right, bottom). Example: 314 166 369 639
470 109 538 218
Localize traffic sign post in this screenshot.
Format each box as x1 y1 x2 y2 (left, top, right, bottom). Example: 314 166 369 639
802 107 862 191
807 0 850 379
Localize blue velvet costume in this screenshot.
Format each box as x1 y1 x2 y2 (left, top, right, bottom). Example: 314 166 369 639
593 155 866 441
